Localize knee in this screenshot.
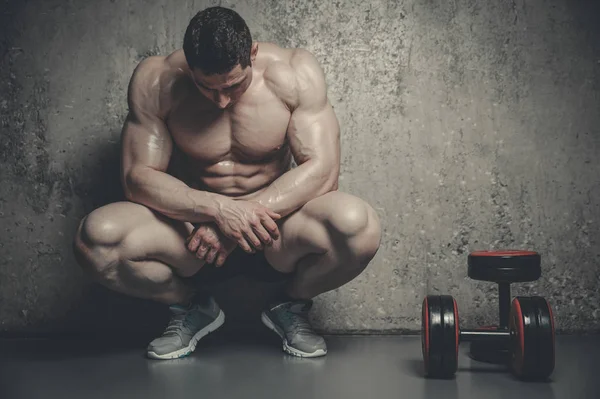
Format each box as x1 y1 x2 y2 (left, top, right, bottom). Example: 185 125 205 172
326 194 369 235
325 193 381 261
326 193 381 237
76 206 127 248
359 211 382 261
73 205 129 277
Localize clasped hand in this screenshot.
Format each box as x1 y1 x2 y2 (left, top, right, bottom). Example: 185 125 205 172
186 199 281 267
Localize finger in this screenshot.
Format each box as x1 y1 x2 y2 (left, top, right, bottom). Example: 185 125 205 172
252 222 273 246
243 228 263 251
260 214 280 240
187 234 201 252
266 209 281 220
205 246 220 264
215 251 229 267
236 236 254 253
195 243 210 259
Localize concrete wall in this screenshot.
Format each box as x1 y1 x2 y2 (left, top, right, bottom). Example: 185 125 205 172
1 0 599 336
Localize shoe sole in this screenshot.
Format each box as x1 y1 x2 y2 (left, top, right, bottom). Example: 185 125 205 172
147 310 226 360
260 312 327 358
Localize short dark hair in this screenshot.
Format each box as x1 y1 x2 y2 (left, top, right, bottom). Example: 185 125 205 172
183 7 252 75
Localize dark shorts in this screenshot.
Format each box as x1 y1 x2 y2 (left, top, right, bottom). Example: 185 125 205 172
186 248 293 287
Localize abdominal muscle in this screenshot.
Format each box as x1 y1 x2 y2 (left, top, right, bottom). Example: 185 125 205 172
172 148 292 199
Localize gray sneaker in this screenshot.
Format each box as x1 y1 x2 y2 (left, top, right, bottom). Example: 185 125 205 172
261 299 327 358
147 297 225 360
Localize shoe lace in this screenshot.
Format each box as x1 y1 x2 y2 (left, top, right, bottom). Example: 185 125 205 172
163 311 192 336
281 308 313 336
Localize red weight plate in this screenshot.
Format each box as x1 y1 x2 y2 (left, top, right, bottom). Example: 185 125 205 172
509 298 526 376
453 298 459 364
546 298 556 366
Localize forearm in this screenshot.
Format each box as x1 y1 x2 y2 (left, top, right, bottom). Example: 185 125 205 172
248 160 337 217
124 166 228 223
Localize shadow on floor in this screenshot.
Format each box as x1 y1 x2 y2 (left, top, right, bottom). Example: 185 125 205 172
0 327 283 361
7 274 289 344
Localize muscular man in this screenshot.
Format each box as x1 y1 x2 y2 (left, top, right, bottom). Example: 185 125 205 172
74 6 381 359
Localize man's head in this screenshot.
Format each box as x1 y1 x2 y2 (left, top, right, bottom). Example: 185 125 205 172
183 7 257 109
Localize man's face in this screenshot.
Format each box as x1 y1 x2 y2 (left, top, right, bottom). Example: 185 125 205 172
191 64 253 109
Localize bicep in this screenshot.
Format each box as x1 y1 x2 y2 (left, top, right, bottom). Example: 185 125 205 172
121 112 172 177
120 58 173 182
287 102 340 166
287 50 340 166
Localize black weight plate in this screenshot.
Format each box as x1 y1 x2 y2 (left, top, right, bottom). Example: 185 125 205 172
532 296 555 379
425 295 444 376
510 297 555 380
469 325 510 364
421 297 431 373
468 251 541 283
439 295 458 376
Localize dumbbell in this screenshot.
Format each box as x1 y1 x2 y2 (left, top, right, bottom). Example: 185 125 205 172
421 250 556 380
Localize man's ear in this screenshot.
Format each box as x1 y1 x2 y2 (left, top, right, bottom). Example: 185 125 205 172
250 42 259 62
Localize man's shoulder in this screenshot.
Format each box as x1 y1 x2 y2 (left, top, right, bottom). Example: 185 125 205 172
128 50 189 116
261 44 324 108
131 50 188 88
262 44 321 81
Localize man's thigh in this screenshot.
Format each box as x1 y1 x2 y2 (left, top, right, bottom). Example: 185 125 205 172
84 201 202 276
263 191 366 273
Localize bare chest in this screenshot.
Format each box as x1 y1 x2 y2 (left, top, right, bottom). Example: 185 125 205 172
167 94 291 164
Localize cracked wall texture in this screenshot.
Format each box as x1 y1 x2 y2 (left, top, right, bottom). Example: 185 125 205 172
1 0 599 335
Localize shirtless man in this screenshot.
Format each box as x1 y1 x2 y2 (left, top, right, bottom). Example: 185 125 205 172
73 6 381 359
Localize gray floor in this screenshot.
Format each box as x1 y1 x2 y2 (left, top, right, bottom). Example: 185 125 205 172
0 333 598 399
